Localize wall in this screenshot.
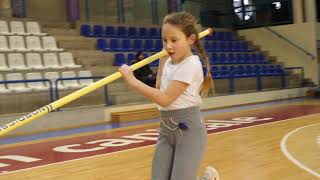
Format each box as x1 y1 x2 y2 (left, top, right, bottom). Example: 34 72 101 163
26 0 66 21
238 22 319 85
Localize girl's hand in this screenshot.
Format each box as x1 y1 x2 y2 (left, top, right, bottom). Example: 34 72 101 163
118 64 137 86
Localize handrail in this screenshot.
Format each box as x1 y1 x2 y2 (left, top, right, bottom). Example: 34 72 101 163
54 76 110 107
0 79 54 102
264 27 316 60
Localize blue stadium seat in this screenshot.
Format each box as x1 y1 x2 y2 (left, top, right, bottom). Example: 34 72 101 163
205 41 212 51
211 42 219 52
244 53 251 63
227 53 235 64
149 27 160 39
110 39 122 51
220 42 228 52
214 31 223 41
154 40 162 51
121 39 133 51
210 53 218 64
220 66 229 71
105 26 116 38
241 42 249 52
113 53 127 66
96 39 111 51
93 25 104 37
144 39 155 51
225 32 234 41
205 35 214 41
220 53 227 64
133 39 143 51
236 53 244 63
117 26 127 38
127 53 135 64
257 53 267 63
139 27 148 38
128 27 138 38
80 24 93 37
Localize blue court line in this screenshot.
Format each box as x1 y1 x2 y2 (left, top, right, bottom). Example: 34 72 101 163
0 97 307 145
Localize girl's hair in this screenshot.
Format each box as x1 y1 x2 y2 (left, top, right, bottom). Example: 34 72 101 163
135 51 144 60
163 12 214 96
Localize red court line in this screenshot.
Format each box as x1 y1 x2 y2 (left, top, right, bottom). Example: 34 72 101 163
0 105 319 174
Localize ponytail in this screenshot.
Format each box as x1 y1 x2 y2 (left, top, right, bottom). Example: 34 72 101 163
194 38 214 97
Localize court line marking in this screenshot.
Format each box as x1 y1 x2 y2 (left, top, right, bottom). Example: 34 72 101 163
280 123 320 178
1 112 320 176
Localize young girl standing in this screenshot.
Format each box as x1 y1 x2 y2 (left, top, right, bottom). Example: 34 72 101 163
119 12 219 180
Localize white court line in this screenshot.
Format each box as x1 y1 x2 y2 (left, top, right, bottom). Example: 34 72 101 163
2 112 320 176
280 123 320 178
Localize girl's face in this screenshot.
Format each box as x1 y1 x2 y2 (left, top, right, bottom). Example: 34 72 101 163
162 23 196 63
138 53 144 60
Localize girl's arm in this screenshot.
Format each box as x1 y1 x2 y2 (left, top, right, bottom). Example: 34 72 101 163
155 55 169 89
119 64 188 107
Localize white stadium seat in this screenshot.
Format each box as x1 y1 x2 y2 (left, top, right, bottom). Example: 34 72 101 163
26 53 46 70
78 70 94 87
26 72 48 91
25 22 47 36
6 73 32 93
59 52 81 68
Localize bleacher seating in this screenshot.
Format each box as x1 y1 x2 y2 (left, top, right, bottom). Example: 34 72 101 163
25 22 47 36
26 53 46 70
9 35 29 52
25 72 48 91
26 36 45 52
78 70 94 87
44 71 63 90
80 24 161 39
0 54 11 71
0 74 11 93
8 53 29 70
0 36 13 52
59 52 82 68
61 71 82 89
10 21 30 35
43 53 64 69
0 21 13 35
6 73 32 93
42 36 64 51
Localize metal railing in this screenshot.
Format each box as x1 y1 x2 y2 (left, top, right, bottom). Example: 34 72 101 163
54 76 110 107
0 79 54 102
264 27 316 60
0 76 110 110
214 66 304 93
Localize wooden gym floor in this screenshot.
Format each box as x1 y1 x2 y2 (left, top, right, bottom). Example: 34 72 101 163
0 98 319 180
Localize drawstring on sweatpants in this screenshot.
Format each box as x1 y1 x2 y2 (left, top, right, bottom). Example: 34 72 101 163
161 117 187 144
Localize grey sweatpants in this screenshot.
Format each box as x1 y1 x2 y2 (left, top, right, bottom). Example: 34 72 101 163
151 106 208 180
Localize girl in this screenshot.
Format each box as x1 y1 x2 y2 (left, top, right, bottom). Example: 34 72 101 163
119 12 219 180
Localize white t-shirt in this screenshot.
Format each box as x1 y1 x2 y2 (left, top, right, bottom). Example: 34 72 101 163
159 55 204 111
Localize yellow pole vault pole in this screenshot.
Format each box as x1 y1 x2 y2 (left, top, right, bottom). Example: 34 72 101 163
0 28 213 136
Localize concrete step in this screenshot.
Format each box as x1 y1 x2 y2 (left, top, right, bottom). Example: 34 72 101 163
109 91 147 105
39 21 71 29
57 38 96 50
43 27 79 36
107 82 130 92
70 50 114 67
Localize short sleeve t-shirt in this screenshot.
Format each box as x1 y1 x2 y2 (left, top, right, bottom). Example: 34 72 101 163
159 55 204 111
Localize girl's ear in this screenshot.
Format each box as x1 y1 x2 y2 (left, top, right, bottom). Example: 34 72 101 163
187 34 197 45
